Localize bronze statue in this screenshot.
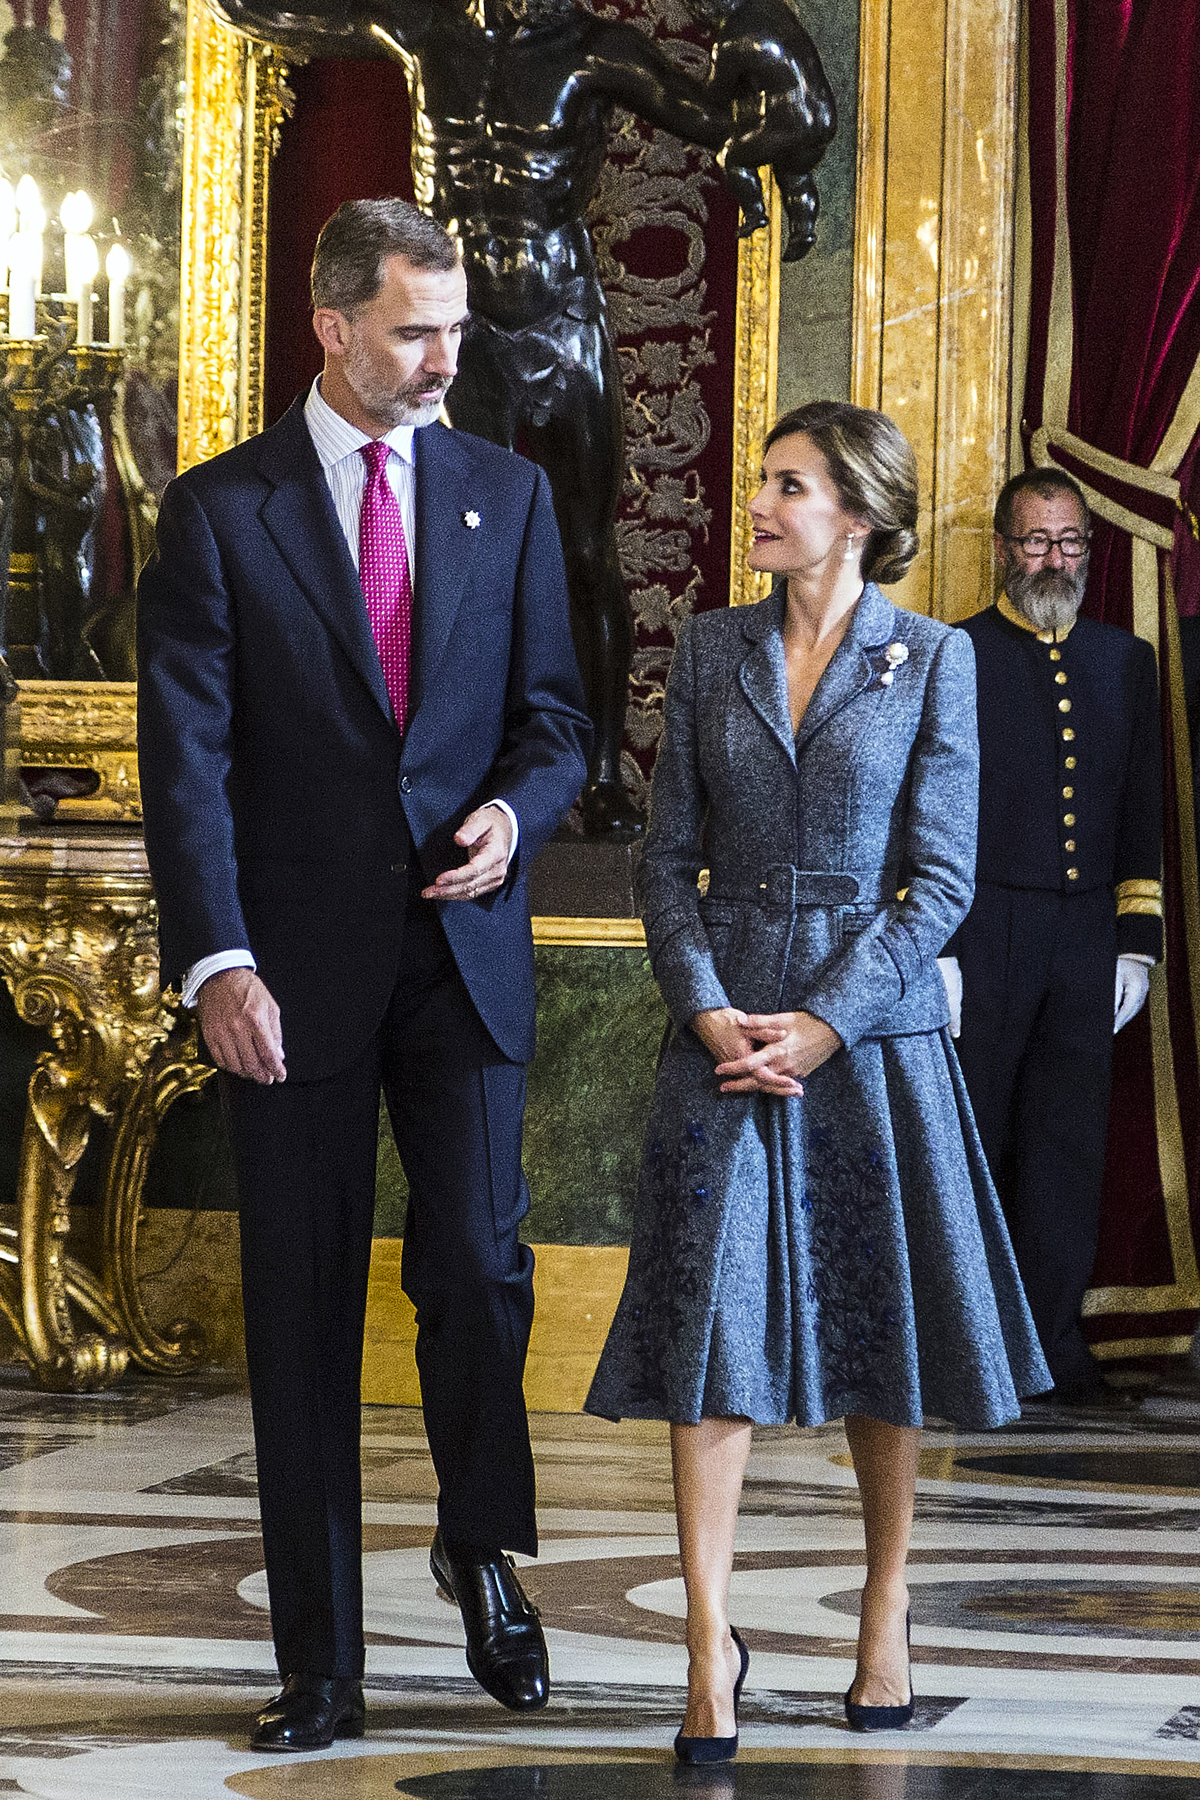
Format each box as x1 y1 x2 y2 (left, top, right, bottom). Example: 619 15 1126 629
211 0 835 835
683 0 835 261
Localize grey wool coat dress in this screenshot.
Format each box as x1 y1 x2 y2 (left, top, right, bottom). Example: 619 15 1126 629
585 583 1051 1430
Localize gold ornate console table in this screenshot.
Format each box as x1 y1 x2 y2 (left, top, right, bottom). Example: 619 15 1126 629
0 832 215 1391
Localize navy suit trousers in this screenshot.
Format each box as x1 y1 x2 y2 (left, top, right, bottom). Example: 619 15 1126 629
223 892 537 1680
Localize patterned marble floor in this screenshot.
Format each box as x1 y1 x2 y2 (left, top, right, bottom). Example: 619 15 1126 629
3 1367 1200 1797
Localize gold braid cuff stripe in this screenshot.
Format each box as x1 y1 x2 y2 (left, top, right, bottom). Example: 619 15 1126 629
1117 879 1166 900
1117 877 1166 920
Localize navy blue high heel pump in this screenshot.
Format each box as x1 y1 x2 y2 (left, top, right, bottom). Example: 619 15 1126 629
674 1626 750 1764
844 1609 914 1731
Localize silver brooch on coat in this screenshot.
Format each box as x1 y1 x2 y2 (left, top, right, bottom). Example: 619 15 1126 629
463 509 481 529
872 641 910 687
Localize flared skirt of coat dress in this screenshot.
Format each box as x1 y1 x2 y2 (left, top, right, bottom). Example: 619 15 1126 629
585 1025 1051 1430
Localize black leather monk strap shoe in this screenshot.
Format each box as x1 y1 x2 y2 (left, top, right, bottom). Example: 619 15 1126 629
430 1528 550 1710
250 1674 366 1751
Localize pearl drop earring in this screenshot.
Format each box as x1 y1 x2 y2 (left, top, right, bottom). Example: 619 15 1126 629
844 534 858 562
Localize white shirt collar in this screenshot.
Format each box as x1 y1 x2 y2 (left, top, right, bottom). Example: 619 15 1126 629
304 376 416 468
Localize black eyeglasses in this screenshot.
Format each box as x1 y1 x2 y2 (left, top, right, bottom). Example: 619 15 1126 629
1004 531 1091 559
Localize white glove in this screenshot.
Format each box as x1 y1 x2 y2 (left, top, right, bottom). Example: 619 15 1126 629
1114 954 1151 1033
937 955 962 1037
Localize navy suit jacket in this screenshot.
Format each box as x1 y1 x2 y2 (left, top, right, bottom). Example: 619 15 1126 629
136 398 590 1080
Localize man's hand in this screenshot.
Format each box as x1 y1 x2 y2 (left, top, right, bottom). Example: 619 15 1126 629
1114 954 1151 1033
422 804 514 902
937 955 963 1037
197 967 286 1084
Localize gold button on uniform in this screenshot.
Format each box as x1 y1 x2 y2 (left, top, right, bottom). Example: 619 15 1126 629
1055 671 1068 685
1063 786 1074 797
1058 698 1072 712
1067 867 1079 880
1063 727 1075 741
1064 812 1076 825
1065 754 1077 767
1065 839 1076 851
1049 648 1062 661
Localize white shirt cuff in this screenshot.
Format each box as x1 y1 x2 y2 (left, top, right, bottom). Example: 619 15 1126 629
486 799 519 865
182 949 256 1008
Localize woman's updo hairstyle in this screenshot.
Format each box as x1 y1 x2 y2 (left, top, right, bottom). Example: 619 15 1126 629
764 401 919 585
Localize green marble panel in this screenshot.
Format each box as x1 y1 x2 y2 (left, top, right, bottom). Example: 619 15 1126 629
0 946 664 1246
373 944 664 1244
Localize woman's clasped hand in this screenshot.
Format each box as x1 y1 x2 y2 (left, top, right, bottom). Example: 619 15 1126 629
690 1006 843 1093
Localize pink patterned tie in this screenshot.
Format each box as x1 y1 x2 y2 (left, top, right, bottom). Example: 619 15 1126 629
358 440 413 732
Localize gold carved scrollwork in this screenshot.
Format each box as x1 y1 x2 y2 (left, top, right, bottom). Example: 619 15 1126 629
0 837 215 1392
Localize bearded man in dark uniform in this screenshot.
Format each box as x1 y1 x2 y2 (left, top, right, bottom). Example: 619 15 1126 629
942 468 1163 1405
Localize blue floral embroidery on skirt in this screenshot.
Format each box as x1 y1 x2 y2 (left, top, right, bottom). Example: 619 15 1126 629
626 1122 711 1408
803 1124 898 1412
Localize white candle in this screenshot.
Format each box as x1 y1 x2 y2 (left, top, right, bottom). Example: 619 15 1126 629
105 243 130 346
8 232 37 336
60 191 94 302
15 178 44 296
15 174 39 232
76 236 99 344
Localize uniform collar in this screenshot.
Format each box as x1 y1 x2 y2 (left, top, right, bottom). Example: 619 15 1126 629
997 591 1078 644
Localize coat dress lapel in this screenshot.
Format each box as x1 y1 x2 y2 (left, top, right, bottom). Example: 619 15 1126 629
794 581 896 756
255 399 393 722
736 582 899 763
736 590 796 764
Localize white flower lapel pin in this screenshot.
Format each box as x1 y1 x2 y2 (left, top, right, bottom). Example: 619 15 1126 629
463 509 481 530
872 641 910 687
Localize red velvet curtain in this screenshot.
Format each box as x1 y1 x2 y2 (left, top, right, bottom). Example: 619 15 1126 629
1024 0 1200 1349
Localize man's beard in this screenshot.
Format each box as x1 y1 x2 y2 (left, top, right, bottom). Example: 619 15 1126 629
1005 555 1088 632
344 343 449 430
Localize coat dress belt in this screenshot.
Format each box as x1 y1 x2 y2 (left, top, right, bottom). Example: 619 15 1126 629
706 867 895 908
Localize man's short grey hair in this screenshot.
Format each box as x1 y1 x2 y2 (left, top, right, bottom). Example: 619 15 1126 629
311 199 460 316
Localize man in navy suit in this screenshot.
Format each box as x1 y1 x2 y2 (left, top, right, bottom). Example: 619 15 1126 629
137 199 590 1748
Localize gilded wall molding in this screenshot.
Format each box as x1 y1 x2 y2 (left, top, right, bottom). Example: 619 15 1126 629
851 0 1021 621
729 176 781 609
178 0 290 471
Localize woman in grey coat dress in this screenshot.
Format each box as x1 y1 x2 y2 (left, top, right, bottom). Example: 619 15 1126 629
585 401 1049 1758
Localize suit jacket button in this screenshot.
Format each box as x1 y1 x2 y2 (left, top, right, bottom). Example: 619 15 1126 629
392 860 406 874
400 776 412 792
